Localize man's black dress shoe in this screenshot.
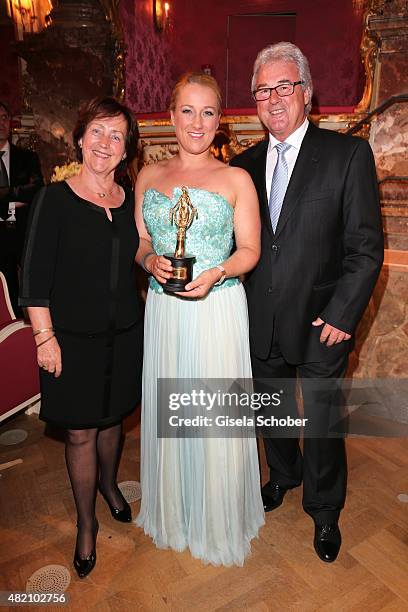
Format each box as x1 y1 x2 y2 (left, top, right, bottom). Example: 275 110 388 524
261 484 287 512
313 523 341 563
99 487 132 523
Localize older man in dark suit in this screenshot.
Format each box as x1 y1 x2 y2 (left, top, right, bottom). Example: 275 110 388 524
0 101 43 314
230 42 383 562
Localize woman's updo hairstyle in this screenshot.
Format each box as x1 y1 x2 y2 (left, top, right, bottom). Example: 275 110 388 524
169 72 222 114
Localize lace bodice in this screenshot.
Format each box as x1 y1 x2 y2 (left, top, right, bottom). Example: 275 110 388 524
142 187 240 293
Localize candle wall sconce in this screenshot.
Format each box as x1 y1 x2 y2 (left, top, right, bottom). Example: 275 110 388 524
153 0 170 32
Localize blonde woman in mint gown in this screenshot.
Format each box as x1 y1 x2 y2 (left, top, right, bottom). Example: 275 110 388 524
134 72 264 566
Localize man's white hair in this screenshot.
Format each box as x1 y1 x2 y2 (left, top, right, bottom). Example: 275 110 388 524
251 42 313 114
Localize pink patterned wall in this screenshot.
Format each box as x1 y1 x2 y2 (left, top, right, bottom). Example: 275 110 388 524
170 0 365 111
121 0 365 113
0 1 366 117
120 0 173 113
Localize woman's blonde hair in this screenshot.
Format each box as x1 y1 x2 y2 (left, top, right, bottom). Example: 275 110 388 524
169 71 222 114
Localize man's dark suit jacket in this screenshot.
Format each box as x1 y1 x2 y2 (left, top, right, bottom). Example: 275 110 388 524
0 143 44 258
230 121 384 364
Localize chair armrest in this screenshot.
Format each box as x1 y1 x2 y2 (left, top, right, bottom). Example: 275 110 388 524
0 321 32 342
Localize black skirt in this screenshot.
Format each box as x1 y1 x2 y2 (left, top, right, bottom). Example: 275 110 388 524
39 320 143 429
20 183 145 430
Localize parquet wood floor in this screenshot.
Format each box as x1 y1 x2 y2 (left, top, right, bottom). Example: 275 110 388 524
0 411 407 611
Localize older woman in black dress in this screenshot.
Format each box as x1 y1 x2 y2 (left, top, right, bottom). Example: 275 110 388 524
20 97 143 578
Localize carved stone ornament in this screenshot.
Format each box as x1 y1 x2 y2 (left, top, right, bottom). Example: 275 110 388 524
356 0 408 112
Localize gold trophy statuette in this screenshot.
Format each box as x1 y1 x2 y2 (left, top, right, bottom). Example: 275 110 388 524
163 186 197 292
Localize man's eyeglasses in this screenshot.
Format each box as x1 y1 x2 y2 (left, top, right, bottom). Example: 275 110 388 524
253 81 304 102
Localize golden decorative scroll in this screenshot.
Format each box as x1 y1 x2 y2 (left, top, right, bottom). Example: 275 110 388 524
355 0 384 113
98 0 126 100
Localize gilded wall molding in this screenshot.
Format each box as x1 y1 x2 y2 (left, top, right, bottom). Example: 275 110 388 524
136 112 366 168
98 0 126 100
355 0 384 113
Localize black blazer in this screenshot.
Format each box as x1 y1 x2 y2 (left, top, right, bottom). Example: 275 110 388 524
0 143 44 257
230 122 384 363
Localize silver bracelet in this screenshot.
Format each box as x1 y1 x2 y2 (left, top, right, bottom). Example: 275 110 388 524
141 252 155 273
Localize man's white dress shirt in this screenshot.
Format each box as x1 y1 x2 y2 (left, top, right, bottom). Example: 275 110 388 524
266 118 309 201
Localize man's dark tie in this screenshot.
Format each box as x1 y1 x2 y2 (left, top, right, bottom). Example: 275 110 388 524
0 151 10 220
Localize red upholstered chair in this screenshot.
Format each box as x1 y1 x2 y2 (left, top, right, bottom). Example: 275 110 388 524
0 272 40 422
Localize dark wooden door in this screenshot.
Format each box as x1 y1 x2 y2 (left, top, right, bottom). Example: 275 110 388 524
226 14 296 108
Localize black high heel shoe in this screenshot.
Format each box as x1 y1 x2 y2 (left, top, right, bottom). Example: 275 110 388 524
99 486 132 523
73 520 98 579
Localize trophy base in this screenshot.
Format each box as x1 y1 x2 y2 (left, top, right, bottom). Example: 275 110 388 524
162 254 196 293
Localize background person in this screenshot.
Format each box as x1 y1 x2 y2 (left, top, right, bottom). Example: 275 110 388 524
0 101 43 315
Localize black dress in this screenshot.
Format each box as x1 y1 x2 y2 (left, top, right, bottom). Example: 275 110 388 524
20 181 143 429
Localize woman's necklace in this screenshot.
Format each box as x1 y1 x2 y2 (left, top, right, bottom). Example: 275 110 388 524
95 185 116 198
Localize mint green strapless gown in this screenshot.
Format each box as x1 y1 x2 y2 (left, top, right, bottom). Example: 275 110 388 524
136 187 264 566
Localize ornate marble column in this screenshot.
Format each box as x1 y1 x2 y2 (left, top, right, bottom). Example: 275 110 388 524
0 2 21 113
370 0 408 105
350 0 408 378
366 0 408 250
15 0 123 179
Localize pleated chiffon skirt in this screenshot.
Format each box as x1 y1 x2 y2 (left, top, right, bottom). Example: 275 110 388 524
136 283 264 566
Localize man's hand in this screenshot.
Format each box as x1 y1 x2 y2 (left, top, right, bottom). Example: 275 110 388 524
312 317 351 346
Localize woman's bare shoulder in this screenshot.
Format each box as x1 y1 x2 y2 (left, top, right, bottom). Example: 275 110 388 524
136 160 170 191
214 164 254 195
225 164 252 182
137 161 163 180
